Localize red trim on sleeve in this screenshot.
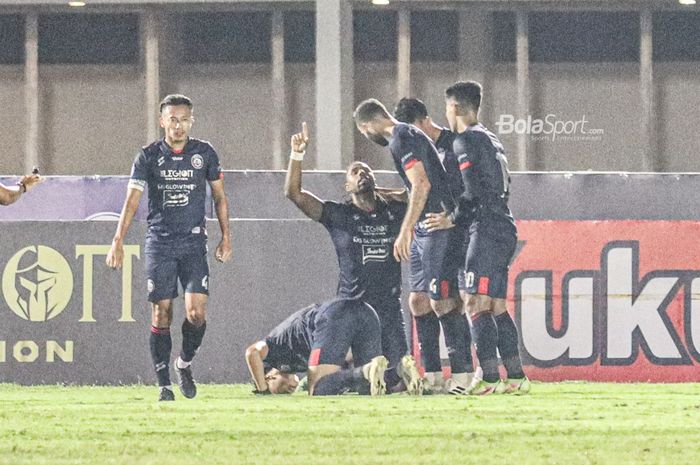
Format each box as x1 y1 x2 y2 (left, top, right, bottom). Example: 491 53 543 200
478 277 490 295
459 161 472 171
309 348 321 367
404 158 419 170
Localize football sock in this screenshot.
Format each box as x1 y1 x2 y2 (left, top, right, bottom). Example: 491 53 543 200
150 326 172 387
471 312 500 383
415 313 442 373
495 312 525 379
438 308 472 375
181 319 206 363
312 368 364 396
384 367 402 388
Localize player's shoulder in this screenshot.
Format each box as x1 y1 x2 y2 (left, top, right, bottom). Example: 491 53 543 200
456 126 486 143
188 138 217 154
322 199 352 217
454 126 490 151
385 198 407 216
140 140 162 158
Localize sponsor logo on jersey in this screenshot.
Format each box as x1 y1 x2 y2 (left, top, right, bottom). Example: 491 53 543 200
163 190 190 208
160 169 194 180
362 245 389 264
358 224 388 236
191 154 204 170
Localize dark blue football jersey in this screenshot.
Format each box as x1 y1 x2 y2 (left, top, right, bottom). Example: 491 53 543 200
319 197 406 312
388 123 456 216
264 303 319 373
434 128 464 201
452 124 516 232
128 138 222 241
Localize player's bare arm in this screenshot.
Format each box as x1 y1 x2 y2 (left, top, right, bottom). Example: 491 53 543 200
394 161 431 262
284 122 324 221
245 340 270 392
376 186 409 203
106 188 143 270
210 179 232 263
0 172 42 206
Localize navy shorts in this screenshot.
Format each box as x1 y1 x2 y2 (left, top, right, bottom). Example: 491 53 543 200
409 225 462 301
309 298 382 367
368 298 408 367
145 239 209 303
460 227 516 299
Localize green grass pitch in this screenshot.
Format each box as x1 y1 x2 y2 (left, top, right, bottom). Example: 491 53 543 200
1 383 699 465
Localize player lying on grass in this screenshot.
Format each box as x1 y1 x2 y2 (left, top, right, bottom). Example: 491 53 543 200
245 297 421 396
284 122 421 395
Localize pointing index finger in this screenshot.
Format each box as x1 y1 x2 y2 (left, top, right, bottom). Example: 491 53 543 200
302 122 309 141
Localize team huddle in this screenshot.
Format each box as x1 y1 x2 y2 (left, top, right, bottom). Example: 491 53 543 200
107 81 529 401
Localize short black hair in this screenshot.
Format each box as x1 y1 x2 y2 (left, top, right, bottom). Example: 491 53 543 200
393 98 429 124
353 98 391 124
159 94 193 113
445 81 482 114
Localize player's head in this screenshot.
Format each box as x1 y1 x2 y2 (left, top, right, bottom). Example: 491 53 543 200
444 81 482 131
353 98 393 147
265 368 300 394
345 161 376 195
159 94 194 145
393 97 432 134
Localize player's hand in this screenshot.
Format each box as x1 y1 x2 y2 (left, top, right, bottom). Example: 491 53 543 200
290 122 309 153
424 212 454 232
215 238 232 263
19 174 43 192
106 241 124 269
393 228 413 262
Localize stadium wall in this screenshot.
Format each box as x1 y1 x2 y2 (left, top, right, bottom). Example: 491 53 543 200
1 171 700 385
2 61 700 175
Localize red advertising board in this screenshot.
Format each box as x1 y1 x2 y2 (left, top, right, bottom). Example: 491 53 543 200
416 221 700 382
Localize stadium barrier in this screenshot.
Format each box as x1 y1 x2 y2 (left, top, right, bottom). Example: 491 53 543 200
1 172 699 384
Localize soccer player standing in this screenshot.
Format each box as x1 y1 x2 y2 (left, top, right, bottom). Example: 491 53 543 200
427 81 529 395
106 94 232 401
354 99 474 395
393 97 477 393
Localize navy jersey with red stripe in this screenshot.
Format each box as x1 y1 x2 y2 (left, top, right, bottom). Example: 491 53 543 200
452 124 516 232
388 123 456 216
434 128 464 200
319 197 406 311
129 138 222 241
263 303 319 373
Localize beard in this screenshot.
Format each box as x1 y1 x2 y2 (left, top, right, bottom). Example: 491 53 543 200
367 132 389 147
356 177 375 194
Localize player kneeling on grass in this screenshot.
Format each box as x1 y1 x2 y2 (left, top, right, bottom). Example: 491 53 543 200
245 298 419 396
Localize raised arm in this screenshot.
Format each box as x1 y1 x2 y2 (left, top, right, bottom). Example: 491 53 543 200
375 186 409 203
284 122 324 222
